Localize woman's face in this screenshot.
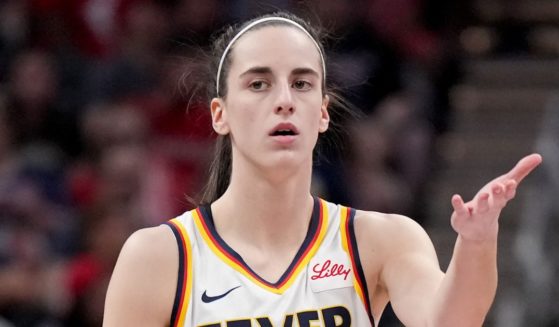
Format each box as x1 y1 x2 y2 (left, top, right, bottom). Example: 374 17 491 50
211 25 329 174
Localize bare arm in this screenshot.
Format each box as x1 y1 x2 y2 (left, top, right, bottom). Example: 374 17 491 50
103 225 178 327
361 154 542 326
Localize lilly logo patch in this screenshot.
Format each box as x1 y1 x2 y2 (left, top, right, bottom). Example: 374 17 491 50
309 256 354 292
311 260 351 281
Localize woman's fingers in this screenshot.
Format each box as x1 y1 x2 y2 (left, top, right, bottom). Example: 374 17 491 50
450 155 540 241
504 180 517 200
476 192 490 213
452 194 469 218
506 153 542 183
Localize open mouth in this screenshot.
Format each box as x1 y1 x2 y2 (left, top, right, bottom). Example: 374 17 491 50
269 123 299 137
272 129 297 136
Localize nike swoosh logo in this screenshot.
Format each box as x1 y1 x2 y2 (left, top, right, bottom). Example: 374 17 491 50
201 286 241 303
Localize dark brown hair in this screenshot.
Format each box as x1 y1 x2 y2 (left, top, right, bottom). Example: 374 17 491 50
198 11 356 205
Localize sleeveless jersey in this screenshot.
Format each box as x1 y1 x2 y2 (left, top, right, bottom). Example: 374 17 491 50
164 197 374 327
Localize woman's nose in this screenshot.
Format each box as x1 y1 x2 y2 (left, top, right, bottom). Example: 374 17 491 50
274 83 294 114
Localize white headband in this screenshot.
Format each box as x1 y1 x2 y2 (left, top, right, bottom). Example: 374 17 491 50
216 16 326 96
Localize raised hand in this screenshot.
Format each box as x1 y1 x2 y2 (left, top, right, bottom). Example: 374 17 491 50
450 154 543 242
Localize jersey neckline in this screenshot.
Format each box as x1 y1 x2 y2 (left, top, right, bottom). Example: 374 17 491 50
193 197 328 294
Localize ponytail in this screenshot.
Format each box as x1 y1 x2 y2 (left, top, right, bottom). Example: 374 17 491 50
199 135 232 204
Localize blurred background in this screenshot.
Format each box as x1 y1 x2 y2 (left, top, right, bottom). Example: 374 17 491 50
0 0 557 326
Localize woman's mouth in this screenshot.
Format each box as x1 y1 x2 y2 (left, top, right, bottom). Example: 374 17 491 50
269 123 299 136
269 123 299 145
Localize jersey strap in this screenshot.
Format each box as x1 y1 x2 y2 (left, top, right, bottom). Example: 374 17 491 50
339 206 375 325
164 219 194 327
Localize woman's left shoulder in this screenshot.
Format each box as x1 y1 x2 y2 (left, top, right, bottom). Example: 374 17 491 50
354 210 427 235
352 210 437 261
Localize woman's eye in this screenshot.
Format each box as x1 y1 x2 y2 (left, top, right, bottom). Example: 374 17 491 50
249 80 269 90
293 80 311 90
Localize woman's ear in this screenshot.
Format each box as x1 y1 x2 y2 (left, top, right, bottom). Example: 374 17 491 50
319 95 330 133
210 98 230 135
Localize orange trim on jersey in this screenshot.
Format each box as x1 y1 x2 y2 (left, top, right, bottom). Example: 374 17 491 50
192 199 329 294
168 219 193 327
340 206 371 314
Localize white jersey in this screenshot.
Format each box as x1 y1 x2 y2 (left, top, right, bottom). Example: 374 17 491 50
164 197 374 327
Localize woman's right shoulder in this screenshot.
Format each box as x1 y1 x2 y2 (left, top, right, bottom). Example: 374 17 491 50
112 224 180 286
122 225 178 259
103 225 179 326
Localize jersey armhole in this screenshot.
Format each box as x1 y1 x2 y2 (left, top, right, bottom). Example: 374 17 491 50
164 220 193 327
341 207 375 326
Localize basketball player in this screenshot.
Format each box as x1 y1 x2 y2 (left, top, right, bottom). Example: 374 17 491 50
103 12 542 326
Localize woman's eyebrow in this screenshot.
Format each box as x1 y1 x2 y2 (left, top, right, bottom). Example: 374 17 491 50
239 66 272 77
291 67 319 77
239 67 320 78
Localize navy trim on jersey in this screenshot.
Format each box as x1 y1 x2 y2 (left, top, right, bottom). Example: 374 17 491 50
164 222 186 327
348 208 375 325
198 197 320 288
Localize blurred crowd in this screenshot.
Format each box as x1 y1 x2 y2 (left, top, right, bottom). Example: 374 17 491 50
0 0 464 325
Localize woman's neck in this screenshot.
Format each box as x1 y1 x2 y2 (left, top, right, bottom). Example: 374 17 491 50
211 159 315 250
